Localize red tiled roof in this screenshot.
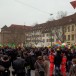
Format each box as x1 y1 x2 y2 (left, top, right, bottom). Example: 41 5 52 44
1 13 76 32
37 13 76 33
9 24 32 30
47 13 76 27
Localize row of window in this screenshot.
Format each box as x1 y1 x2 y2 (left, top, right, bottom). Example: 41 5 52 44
39 39 54 43
26 38 54 43
26 33 50 38
65 34 74 41
26 34 74 43
64 25 75 32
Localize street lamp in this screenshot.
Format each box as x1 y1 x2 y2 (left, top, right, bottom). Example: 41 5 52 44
50 30 54 47
50 14 53 47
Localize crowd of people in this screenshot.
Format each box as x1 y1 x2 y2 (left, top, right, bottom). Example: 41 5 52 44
0 44 76 76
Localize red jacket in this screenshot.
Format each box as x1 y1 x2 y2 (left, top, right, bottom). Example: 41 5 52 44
61 55 67 65
49 54 54 63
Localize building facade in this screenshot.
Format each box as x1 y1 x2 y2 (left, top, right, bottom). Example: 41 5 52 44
25 21 63 47
0 32 1 44
1 24 32 46
1 13 76 47
64 24 76 45
25 13 76 47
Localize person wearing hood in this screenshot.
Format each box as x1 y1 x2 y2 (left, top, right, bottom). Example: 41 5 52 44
0 55 11 76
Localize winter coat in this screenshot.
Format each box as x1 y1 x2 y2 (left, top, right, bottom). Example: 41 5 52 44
34 60 45 76
12 57 25 73
69 64 76 76
44 60 50 76
54 53 62 66
0 55 11 69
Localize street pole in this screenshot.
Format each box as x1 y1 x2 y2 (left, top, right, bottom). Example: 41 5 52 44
50 30 52 47
50 14 53 47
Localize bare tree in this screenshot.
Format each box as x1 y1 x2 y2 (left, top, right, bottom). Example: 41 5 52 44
56 11 67 19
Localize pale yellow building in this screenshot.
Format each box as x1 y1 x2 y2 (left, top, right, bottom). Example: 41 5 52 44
25 13 76 47
64 24 76 45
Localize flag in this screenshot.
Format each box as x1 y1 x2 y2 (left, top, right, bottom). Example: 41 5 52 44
56 40 62 45
10 43 16 48
8 43 11 47
70 1 76 9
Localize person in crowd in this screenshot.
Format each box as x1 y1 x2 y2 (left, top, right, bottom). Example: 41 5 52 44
0 54 5 76
66 48 73 73
60 52 67 76
34 56 45 76
12 55 26 76
8 48 18 63
0 55 11 76
49 50 55 76
43 55 50 76
69 58 76 76
25 52 35 76
43 47 49 56
34 48 42 59
54 49 62 76
0 65 5 76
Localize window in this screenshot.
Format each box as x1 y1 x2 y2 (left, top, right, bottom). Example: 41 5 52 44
42 34 45 37
64 27 66 32
68 26 70 32
43 39 45 43
72 25 74 31
65 35 66 41
47 39 49 42
68 35 70 40
72 34 74 40
67 42 70 45
47 33 49 36
51 38 54 42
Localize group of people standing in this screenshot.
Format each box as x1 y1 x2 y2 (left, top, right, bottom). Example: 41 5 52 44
34 46 76 76
0 45 76 76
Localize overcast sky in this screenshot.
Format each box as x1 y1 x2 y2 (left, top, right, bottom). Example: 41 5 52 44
0 0 76 28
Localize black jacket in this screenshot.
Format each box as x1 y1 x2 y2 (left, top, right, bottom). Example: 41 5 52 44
12 57 25 73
